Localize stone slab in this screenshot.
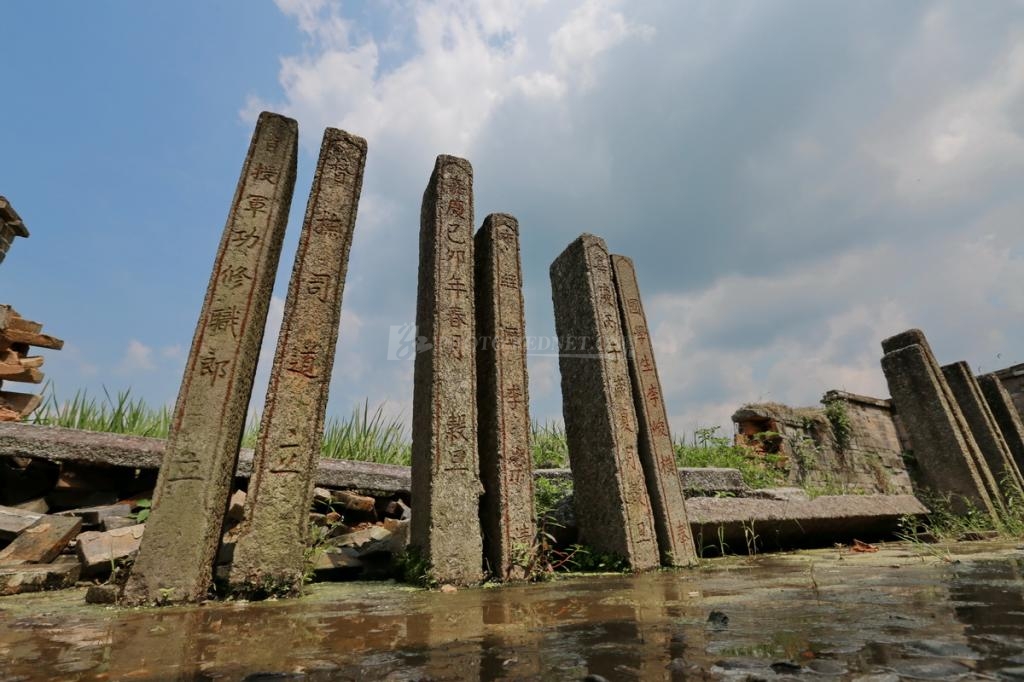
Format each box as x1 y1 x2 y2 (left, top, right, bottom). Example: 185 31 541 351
57 503 133 527
76 524 145 577
881 338 999 519
942 361 1024 494
0 504 42 540
686 494 928 552
532 467 750 497
0 557 79 596
410 155 484 586
0 514 80 565
549 234 659 570
230 128 366 596
124 111 298 606
882 329 1005 511
611 254 696 566
0 422 412 494
475 214 535 581
978 373 1024 476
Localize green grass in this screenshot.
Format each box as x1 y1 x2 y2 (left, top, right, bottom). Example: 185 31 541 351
674 426 787 489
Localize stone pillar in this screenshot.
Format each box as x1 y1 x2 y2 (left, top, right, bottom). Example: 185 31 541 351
229 128 366 596
610 254 697 567
942 361 1024 496
475 214 535 581
882 329 1006 512
549 234 660 570
410 155 484 586
978 373 1024 487
123 112 298 605
880 343 999 520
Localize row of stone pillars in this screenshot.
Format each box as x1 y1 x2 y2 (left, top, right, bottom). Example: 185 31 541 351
120 112 696 604
880 329 1024 524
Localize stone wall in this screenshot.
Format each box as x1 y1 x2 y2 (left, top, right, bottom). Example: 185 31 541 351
732 390 913 495
995 363 1024 420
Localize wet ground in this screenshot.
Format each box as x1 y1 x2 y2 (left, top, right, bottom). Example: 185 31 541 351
2 541 1024 681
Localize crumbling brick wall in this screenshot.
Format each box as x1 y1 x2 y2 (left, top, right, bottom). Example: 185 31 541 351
732 391 913 495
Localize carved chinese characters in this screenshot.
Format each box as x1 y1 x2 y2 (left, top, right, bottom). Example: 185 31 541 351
229 129 366 595
410 155 484 585
123 112 298 605
611 255 697 567
549 234 660 570
475 214 535 581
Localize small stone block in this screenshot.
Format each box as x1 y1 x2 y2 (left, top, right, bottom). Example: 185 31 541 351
0 557 80 595
0 514 81 565
76 524 145 577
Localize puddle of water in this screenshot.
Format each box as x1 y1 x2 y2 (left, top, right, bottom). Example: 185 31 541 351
1 541 1023 680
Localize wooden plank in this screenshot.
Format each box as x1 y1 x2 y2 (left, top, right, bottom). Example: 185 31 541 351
18 355 44 369
0 505 43 539
0 364 43 383
0 514 81 565
0 306 11 332
0 557 79 595
1 328 63 350
7 317 42 334
0 391 42 417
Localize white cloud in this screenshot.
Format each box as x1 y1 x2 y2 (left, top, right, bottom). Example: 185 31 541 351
116 339 156 374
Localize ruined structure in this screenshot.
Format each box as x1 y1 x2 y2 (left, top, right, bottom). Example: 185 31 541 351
994 363 1024 420
475 214 535 581
123 112 298 605
880 331 1001 519
229 128 366 595
733 390 914 495
942 361 1024 496
410 155 484 586
0 307 63 422
611 254 696 567
550 235 660 571
978 373 1024 475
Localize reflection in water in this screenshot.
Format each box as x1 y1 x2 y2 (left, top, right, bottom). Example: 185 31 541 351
1 543 1024 680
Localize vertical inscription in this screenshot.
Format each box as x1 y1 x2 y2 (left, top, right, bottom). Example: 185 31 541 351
475 214 535 581
611 254 697 567
123 112 298 605
411 155 484 586
549 234 660 571
229 129 367 596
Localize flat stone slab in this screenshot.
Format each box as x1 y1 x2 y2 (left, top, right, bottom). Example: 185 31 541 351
686 494 928 551
76 524 145 577
0 514 81 565
533 467 749 497
0 423 411 494
0 557 79 595
0 505 43 540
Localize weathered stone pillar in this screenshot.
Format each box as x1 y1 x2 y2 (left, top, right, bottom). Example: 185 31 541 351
882 329 1006 512
475 213 535 581
880 342 999 520
610 254 697 567
410 155 484 586
942 361 1024 497
228 128 366 596
978 373 1024 482
549 234 660 570
123 112 298 605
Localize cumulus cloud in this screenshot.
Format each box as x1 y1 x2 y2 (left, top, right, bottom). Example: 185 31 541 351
115 339 157 374
250 0 1024 436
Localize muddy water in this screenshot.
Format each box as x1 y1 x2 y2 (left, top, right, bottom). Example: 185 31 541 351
2 541 1024 680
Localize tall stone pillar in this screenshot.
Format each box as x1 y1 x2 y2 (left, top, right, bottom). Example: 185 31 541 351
123 112 298 604
882 329 1006 512
880 342 999 520
410 155 484 586
229 128 366 596
610 254 697 567
978 373 1024 477
549 234 660 570
475 213 535 581
942 361 1024 496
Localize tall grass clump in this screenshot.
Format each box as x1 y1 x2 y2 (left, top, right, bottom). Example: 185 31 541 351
531 420 569 469
319 401 412 465
29 385 172 438
675 425 786 489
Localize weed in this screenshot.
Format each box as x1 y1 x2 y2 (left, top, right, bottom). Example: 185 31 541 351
534 476 572 520
395 546 436 587
823 399 852 452
531 421 570 469
675 426 786 489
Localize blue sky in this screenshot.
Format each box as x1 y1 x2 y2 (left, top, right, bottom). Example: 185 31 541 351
2 1 1023 438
